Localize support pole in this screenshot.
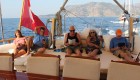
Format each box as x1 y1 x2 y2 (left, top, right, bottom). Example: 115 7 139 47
56 0 68 35
18 0 24 31
129 17 134 51
0 1 4 44
51 18 56 49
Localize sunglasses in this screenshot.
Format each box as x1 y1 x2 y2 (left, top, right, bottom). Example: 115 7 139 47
90 32 95 33
69 30 75 32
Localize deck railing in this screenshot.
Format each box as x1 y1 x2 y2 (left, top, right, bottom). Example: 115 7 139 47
0 38 15 44
0 36 34 44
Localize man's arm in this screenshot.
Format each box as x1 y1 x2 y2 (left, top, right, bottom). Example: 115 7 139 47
42 38 48 48
25 37 30 54
64 33 69 46
110 38 120 52
110 47 120 52
122 38 130 50
76 33 81 46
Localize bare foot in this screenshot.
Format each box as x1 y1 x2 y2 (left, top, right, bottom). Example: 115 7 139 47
66 53 71 56
76 53 82 56
135 57 140 62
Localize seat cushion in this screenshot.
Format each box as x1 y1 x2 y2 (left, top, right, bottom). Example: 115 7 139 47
107 62 140 80
27 57 59 76
103 35 115 51
134 35 140 54
0 56 12 71
0 43 14 53
63 57 100 80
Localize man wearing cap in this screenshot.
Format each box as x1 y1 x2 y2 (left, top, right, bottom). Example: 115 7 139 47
64 25 82 56
110 29 134 62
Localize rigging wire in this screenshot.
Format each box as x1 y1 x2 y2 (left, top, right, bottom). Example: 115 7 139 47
63 13 79 31
132 0 137 17
122 0 126 29
99 0 104 35
65 10 96 28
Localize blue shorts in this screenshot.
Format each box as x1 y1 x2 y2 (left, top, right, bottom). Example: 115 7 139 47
65 45 82 53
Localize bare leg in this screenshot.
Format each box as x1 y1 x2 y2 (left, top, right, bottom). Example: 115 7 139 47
75 49 82 56
28 36 33 48
119 51 134 62
14 48 19 55
36 48 46 54
14 50 26 58
65 48 72 56
26 37 32 54
127 53 133 58
88 49 99 58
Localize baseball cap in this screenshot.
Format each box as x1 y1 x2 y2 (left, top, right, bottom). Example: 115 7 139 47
116 29 122 36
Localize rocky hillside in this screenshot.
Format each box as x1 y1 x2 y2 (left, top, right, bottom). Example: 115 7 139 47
39 2 140 17
65 2 140 17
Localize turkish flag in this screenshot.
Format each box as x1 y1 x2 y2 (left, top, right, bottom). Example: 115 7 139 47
19 0 49 36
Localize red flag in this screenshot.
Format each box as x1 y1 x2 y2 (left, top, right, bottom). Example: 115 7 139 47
19 0 49 36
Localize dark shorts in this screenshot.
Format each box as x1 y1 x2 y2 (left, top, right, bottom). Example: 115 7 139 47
31 44 44 52
65 45 82 53
113 49 130 58
17 45 27 52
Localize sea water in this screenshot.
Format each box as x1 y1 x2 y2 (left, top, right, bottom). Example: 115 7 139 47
0 17 140 40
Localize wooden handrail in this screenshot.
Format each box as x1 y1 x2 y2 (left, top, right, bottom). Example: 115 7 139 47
0 38 15 43
111 60 140 66
32 53 60 58
0 36 34 44
65 55 100 61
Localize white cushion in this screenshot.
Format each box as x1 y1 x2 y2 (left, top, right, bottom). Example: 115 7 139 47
79 27 91 39
8 49 14 54
0 56 13 71
100 51 122 73
14 65 26 72
107 62 140 80
134 35 140 54
0 43 14 53
81 39 87 47
14 54 31 66
27 57 59 76
63 57 100 80
103 35 115 51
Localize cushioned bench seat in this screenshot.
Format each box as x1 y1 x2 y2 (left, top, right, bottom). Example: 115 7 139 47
0 33 140 73
45 49 122 73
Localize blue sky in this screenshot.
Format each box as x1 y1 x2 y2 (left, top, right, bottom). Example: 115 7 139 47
1 0 139 18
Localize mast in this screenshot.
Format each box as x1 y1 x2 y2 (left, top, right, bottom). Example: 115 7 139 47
56 0 68 35
128 0 131 15
18 0 24 31
0 0 4 44
113 0 130 21
114 0 135 51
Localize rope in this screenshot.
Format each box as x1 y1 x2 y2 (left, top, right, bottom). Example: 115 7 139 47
61 11 81 32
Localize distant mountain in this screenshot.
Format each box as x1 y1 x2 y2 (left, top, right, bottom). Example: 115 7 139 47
39 14 55 18
135 3 140 16
39 2 140 18
65 2 120 17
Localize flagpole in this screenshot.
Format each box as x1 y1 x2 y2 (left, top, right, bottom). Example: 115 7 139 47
0 0 4 44
18 0 24 30
19 0 49 36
